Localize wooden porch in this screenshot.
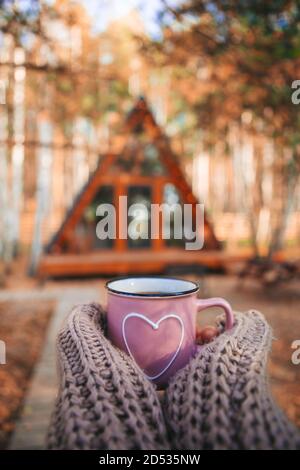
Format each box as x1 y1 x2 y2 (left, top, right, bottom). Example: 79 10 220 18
38 245 293 278
38 248 257 278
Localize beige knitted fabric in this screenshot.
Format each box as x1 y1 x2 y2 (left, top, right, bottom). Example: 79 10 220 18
47 303 169 450
47 303 300 450
165 310 300 450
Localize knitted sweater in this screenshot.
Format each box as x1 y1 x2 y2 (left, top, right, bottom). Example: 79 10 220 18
47 303 300 450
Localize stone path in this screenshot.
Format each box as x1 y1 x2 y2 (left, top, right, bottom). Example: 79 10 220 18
0 287 101 450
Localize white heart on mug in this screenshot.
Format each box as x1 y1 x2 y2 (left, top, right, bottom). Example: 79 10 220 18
122 312 184 380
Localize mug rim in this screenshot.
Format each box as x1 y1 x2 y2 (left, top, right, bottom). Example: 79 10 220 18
105 275 199 298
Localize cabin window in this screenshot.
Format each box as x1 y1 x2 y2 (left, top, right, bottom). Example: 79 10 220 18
141 144 165 176
127 185 152 249
163 183 185 248
109 133 166 176
73 185 115 252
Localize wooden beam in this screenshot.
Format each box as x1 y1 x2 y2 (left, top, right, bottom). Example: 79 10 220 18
38 248 227 278
114 178 127 251
151 178 164 250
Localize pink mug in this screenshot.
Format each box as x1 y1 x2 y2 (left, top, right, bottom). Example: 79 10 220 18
106 276 234 387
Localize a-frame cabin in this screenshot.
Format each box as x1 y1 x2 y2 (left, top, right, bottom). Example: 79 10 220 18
38 98 221 278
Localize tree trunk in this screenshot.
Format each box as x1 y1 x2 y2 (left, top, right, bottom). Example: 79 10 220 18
10 48 26 256
240 126 259 256
268 147 299 257
29 118 53 275
2 36 15 271
0 111 8 284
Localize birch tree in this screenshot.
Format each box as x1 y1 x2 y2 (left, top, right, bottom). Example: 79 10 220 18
143 0 300 256
29 118 53 275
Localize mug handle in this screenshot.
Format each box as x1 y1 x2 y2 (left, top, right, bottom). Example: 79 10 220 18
195 298 234 331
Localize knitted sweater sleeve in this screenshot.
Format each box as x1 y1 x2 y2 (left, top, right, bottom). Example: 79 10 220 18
47 304 300 450
47 303 169 450
164 310 300 450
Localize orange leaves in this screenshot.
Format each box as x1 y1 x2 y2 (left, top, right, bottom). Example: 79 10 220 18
0 301 53 449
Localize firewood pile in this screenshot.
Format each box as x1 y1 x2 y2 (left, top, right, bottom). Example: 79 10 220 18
238 257 300 287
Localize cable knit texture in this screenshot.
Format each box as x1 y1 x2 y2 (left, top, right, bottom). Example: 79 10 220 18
47 303 300 450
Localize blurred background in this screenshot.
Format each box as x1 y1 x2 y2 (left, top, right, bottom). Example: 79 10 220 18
0 0 299 450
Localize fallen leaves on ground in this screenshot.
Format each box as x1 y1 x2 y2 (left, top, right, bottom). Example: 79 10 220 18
0 300 53 449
